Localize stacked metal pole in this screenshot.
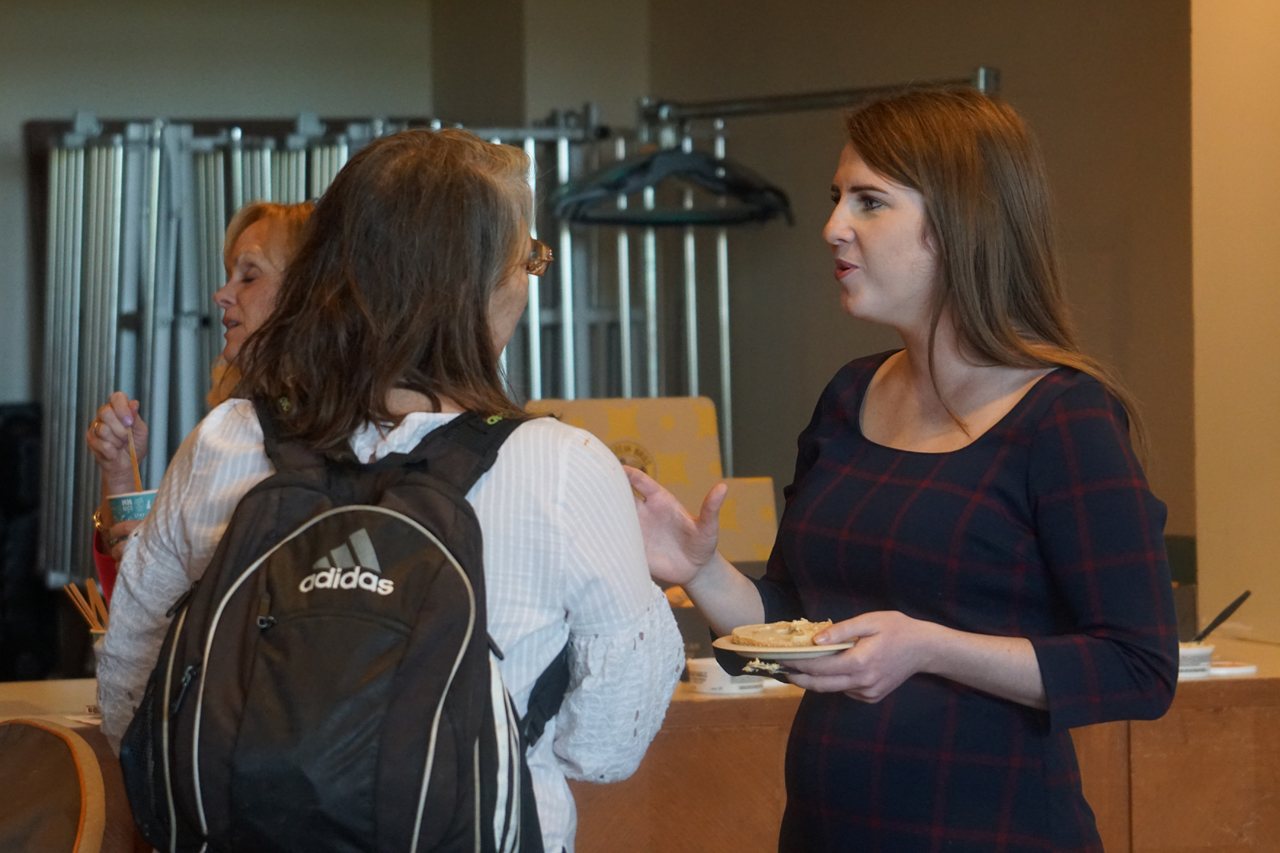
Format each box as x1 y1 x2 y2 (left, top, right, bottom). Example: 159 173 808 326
523 137 543 401
71 136 124 583
555 137 576 399
192 141 227 396
642 187 659 397
39 144 85 585
614 137 633 398
713 120 733 475
308 136 348 200
38 106 769 582
680 132 699 398
272 147 308 204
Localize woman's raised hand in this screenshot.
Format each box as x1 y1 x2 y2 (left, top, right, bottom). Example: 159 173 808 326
624 465 728 586
85 392 149 497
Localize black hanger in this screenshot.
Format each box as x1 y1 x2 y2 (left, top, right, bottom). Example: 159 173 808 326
552 148 793 227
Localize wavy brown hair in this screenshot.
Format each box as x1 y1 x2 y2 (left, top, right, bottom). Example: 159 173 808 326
234 128 531 452
845 88 1144 447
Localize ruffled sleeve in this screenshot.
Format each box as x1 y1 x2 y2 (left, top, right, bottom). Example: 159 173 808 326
554 585 684 782
548 426 685 782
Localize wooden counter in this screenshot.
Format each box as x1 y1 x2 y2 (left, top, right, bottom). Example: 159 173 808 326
5 639 1277 852
572 638 1280 853
570 682 800 853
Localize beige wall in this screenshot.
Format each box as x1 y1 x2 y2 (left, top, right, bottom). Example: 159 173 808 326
8 1 1201 545
525 0 649 128
647 0 1195 536
1192 1 1280 642
432 0 524 126
0 0 433 403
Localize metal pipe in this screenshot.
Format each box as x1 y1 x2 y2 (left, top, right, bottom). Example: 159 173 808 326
642 187 658 397
556 136 575 399
681 134 698 397
74 143 105 579
192 152 208 387
258 144 271 202
48 143 72 584
973 66 1001 94
453 125 603 143
40 147 66 581
523 137 542 400
62 147 86 581
140 123 162 416
714 121 732 475
614 137 632 397
488 137 508 378
230 127 244 211
640 71 990 123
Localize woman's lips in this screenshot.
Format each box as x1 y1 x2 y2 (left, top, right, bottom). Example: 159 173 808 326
834 260 857 280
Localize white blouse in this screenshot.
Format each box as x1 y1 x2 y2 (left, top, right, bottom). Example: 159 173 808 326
98 399 685 853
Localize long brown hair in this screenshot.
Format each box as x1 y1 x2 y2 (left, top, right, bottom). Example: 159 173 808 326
235 128 531 452
844 88 1145 446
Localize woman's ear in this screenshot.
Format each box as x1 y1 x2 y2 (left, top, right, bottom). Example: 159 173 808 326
922 220 939 254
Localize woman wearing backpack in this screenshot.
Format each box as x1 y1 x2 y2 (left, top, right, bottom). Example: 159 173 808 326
97 129 685 853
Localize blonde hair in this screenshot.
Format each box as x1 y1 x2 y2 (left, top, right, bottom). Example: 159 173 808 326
209 200 315 408
223 201 314 274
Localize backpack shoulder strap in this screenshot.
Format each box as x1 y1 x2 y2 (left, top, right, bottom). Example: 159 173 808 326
522 642 570 748
393 413 525 495
252 397 329 475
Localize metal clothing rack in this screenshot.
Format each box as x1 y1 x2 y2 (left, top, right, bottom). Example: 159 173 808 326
30 67 996 586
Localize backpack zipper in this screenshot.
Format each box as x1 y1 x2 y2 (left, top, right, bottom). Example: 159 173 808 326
170 663 202 718
256 591 276 630
160 605 190 853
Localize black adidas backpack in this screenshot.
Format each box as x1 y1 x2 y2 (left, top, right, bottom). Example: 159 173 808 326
119 402 568 853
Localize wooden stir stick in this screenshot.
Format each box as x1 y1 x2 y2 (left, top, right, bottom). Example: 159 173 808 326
127 427 143 493
85 578 109 629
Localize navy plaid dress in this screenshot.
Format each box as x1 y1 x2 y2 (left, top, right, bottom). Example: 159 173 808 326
752 351 1178 852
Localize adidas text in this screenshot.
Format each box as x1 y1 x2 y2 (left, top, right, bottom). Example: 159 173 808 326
299 566 395 596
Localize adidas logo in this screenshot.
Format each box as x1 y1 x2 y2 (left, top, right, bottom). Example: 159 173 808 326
298 527 396 596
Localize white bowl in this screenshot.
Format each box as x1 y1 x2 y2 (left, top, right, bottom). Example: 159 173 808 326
686 657 764 695
1178 642 1214 680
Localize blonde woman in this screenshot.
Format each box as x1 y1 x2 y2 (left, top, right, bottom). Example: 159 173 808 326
86 201 313 591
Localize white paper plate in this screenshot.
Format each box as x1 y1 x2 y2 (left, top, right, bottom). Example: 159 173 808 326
711 636 855 660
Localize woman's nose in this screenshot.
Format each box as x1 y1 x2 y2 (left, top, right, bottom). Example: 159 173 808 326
213 279 235 308
823 207 853 247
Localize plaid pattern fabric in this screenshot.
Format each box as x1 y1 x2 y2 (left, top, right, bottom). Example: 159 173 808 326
756 351 1178 853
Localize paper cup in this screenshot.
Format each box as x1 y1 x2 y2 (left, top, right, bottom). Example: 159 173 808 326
108 489 157 522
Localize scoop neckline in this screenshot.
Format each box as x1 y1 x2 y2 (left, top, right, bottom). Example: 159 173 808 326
853 350 1063 456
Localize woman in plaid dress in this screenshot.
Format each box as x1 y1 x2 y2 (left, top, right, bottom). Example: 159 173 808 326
628 89 1178 852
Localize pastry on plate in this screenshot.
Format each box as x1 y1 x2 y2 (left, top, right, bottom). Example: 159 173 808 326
730 618 833 648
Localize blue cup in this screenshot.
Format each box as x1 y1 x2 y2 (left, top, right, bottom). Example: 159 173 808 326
108 489 157 522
